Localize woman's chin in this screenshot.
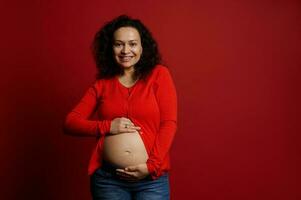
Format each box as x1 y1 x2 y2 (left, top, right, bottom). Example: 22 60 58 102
122 65 133 69
120 65 134 71
117 60 139 69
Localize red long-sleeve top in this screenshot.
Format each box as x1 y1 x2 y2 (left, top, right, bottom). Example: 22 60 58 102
63 65 177 180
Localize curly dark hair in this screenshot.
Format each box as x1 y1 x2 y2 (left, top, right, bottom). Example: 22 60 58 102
91 14 162 80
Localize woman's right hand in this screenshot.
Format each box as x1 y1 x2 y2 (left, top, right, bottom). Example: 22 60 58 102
110 117 141 135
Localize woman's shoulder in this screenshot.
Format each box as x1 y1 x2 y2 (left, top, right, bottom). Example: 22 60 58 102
93 77 115 86
150 64 173 81
150 64 171 78
90 78 112 92
93 78 104 87
152 64 169 73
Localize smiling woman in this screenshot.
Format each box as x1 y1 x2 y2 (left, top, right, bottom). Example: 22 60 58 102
113 27 143 69
63 14 177 200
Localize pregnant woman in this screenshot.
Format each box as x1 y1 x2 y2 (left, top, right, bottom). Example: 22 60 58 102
63 15 177 200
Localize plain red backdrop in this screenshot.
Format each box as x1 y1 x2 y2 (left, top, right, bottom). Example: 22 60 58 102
0 0 300 199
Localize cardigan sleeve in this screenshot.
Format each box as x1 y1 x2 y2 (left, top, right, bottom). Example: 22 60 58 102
63 80 112 137
146 67 178 179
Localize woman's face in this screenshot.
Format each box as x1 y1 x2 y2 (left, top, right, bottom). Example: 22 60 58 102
113 27 143 70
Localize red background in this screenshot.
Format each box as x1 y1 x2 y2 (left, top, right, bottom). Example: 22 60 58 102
1 0 300 199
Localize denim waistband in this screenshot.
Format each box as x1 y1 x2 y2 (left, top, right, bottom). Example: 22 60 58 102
101 160 119 175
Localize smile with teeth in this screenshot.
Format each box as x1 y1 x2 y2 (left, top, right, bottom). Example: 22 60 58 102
119 56 134 62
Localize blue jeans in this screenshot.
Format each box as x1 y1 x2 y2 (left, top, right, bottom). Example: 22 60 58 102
90 163 170 200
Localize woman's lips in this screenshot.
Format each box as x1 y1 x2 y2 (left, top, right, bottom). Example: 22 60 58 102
119 56 134 62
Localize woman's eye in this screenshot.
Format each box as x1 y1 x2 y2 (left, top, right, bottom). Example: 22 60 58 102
114 43 122 47
130 43 137 47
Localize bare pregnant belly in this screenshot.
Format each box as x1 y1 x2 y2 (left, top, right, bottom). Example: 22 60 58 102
102 132 149 168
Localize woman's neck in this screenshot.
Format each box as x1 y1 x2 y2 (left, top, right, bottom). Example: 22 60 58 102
122 66 136 80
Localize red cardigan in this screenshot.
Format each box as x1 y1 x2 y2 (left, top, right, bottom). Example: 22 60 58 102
64 65 177 180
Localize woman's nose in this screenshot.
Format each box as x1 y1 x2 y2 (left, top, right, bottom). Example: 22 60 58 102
121 44 130 53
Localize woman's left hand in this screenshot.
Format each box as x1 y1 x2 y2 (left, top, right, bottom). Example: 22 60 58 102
116 163 149 181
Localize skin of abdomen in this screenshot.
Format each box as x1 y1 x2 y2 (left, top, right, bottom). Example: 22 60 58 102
102 132 149 168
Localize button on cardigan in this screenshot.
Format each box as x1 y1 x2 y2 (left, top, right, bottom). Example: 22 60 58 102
63 65 177 180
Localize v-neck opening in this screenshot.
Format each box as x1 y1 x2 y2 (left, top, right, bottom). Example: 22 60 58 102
115 76 140 89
